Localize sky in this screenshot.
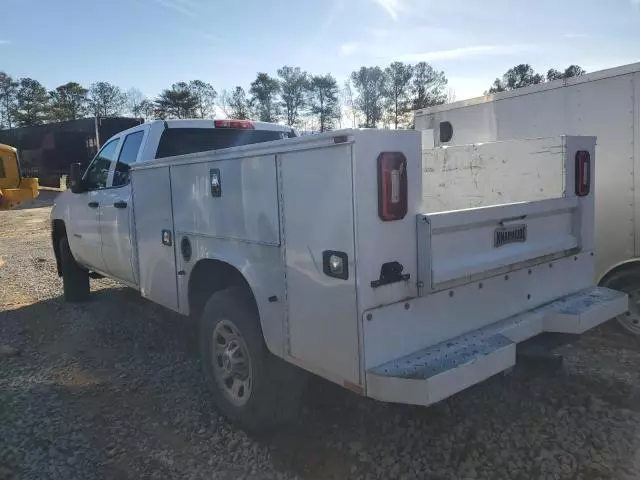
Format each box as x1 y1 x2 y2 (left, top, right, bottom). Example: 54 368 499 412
1 0 639 103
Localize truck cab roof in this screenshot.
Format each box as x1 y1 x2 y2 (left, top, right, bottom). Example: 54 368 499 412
103 118 297 163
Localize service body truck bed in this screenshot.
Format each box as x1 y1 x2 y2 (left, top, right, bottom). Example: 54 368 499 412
52 124 625 430
414 62 640 333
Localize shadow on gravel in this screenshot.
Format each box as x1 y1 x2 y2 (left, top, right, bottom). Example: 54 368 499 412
2 289 640 479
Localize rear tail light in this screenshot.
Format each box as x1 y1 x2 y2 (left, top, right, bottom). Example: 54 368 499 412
575 150 591 197
214 119 255 129
378 152 408 221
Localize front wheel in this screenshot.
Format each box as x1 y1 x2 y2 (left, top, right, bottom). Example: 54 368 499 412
199 286 306 431
59 236 90 302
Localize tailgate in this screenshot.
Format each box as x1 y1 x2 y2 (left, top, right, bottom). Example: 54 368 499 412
417 136 595 292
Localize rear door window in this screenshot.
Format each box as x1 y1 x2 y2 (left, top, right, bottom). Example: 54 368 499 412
112 130 144 187
155 128 288 159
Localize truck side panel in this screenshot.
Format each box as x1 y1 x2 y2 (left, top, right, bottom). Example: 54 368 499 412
171 155 280 245
169 156 285 354
352 130 422 312
279 144 360 385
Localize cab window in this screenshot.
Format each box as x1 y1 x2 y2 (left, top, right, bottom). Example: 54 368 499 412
83 138 120 190
112 131 144 187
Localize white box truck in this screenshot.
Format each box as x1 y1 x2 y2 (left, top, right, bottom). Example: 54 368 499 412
50 119 626 431
415 62 640 334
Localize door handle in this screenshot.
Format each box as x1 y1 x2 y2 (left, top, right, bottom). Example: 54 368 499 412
113 201 128 209
88 201 99 208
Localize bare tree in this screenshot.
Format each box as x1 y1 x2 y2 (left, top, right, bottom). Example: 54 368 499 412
124 88 146 117
341 79 359 128
220 86 250 120
89 82 125 117
188 80 217 118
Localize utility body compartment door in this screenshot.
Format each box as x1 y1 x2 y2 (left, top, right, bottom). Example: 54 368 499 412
280 144 360 385
131 167 179 311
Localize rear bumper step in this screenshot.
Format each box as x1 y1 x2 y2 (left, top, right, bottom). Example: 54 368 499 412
366 286 627 406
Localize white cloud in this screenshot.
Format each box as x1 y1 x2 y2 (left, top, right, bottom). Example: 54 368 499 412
632 0 640 9
396 44 536 62
152 0 196 17
563 33 588 39
374 0 403 21
339 42 361 56
0 40 11 45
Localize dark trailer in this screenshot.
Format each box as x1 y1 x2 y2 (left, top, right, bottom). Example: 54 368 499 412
0 117 143 187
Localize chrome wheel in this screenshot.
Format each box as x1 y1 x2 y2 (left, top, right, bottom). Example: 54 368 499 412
617 288 640 335
212 319 252 407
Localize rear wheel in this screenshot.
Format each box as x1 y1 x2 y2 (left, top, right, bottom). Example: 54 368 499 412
199 286 306 431
59 236 90 302
601 266 640 335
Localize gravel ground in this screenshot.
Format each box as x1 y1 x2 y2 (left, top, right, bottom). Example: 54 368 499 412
2 192 640 479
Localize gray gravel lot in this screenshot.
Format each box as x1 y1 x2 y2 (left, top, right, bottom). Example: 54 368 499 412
2 191 640 479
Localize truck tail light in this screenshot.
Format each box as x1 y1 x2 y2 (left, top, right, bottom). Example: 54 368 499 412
575 150 591 197
214 119 255 129
378 152 407 221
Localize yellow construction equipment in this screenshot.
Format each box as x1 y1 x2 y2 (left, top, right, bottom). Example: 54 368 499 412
0 143 39 210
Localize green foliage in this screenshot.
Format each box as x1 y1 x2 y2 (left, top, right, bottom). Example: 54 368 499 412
154 82 198 119
488 64 544 94
384 62 414 128
350 66 386 128
308 74 340 132
249 73 280 122
49 82 88 121
548 65 586 82
411 62 448 110
13 78 50 127
0 72 18 129
277 66 309 127
489 64 586 93
89 82 125 117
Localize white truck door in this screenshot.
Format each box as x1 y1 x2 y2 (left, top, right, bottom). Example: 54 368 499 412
99 130 144 285
280 144 360 385
67 137 121 273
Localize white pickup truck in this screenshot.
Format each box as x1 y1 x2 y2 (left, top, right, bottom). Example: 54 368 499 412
51 120 627 431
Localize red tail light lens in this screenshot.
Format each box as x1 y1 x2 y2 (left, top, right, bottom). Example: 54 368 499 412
214 119 255 129
575 150 591 197
378 152 408 221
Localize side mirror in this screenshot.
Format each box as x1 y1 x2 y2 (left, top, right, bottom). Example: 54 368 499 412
69 163 84 194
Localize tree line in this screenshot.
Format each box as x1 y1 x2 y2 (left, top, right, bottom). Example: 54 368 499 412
0 62 584 132
487 64 586 93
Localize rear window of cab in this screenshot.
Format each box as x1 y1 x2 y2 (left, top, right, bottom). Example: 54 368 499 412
155 128 292 159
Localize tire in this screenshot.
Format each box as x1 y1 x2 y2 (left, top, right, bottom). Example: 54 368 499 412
199 286 306 432
59 236 90 302
600 266 640 335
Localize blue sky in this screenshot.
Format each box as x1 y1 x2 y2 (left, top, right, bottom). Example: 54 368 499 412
1 0 639 102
